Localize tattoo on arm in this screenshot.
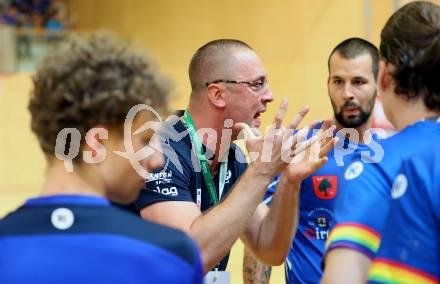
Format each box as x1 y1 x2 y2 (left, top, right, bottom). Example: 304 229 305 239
243 249 272 284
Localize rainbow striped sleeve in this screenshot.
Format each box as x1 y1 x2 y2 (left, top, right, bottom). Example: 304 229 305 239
325 222 381 258
368 258 439 284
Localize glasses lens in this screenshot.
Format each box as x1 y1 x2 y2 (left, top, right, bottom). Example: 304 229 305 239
249 79 267 91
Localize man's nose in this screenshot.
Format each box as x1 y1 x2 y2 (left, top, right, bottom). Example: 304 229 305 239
342 83 355 100
262 89 274 103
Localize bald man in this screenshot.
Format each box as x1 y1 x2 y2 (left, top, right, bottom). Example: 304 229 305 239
134 39 335 274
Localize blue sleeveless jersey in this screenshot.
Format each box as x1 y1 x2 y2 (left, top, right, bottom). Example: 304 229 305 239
326 120 440 264
0 195 203 284
368 142 440 284
264 126 382 284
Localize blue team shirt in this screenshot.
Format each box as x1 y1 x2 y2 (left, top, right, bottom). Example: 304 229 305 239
264 126 381 284
0 195 203 284
368 143 440 284
326 120 440 261
135 115 248 270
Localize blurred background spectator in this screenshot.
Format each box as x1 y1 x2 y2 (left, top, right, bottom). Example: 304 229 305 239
1 4 20 26
0 0 71 29
0 0 73 71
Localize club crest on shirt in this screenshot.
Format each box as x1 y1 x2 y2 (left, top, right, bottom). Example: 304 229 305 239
312 175 338 199
344 161 364 180
391 174 408 199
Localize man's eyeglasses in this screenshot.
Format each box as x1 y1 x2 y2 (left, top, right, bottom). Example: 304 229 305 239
205 78 268 92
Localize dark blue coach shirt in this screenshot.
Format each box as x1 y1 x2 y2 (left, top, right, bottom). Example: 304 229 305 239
135 115 248 270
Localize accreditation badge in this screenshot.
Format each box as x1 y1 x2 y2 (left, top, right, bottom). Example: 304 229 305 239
204 271 230 284
196 188 202 208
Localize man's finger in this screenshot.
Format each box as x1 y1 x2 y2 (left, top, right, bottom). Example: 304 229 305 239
319 137 338 158
273 98 288 129
293 135 316 157
234 122 257 140
291 120 335 158
306 120 319 130
286 106 310 130
313 119 332 137
309 156 329 173
314 123 336 145
289 126 309 146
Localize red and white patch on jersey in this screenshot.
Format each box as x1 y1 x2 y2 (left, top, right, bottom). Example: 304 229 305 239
312 175 338 199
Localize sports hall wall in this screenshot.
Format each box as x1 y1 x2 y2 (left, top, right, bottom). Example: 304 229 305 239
1 0 397 214
68 0 393 117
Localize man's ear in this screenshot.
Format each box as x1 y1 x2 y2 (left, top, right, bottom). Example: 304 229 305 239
206 84 226 108
83 126 108 163
378 60 392 94
327 76 331 96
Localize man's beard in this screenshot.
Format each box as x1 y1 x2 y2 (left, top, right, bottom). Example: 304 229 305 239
332 94 376 128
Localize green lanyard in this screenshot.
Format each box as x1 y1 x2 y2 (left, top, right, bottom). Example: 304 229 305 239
183 110 228 205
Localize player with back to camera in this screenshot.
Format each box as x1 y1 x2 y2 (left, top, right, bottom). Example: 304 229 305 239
0 32 204 284
322 2 440 283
